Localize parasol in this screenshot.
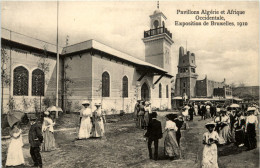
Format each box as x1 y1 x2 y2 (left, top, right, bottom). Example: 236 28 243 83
46 106 63 118
230 104 240 108
7 110 24 127
46 106 63 112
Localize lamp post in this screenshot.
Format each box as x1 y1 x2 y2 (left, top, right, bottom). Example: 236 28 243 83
55 1 59 118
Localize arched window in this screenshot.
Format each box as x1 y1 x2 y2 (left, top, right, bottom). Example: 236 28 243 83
153 20 159 28
141 82 150 101
102 72 110 97
122 76 128 98
32 69 45 96
159 83 162 98
166 85 169 98
13 66 29 96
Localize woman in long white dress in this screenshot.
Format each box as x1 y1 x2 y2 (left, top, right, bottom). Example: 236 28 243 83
144 101 151 130
92 103 106 138
42 111 56 151
202 122 219 168
78 100 93 139
219 111 233 144
6 122 25 167
194 103 198 116
182 105 190 129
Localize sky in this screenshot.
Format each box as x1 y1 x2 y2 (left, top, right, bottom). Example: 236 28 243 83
1 1 259 86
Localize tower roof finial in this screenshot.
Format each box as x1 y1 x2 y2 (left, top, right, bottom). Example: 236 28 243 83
157 1 159 9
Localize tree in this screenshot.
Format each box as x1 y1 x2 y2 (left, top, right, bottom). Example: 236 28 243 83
36 45 50 112
63 64 74 113
1 48 11 113
62 35 74 113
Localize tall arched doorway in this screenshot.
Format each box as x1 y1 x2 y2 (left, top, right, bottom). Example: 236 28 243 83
141 82 150 101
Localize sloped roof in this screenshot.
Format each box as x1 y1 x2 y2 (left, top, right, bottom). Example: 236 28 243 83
62 39 173 76
1 28 63 53
1 28 173 77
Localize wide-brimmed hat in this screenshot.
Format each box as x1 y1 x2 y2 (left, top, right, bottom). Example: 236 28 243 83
95 103 102 106
44 111 50 115
205 121 216 128
145 101 150 105
247 107 256 112
82 100 90 105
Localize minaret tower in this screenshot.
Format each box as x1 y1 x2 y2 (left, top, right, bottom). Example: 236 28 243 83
142 3 174 73
175 47 198 99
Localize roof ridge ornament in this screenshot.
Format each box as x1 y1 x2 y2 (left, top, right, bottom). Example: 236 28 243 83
157 1 159 9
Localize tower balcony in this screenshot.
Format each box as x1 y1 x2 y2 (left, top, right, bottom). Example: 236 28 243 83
144 26 172 38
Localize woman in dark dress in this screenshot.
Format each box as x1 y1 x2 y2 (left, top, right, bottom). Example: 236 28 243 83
234 112 246 147
245 108 258 150
188 104 194 121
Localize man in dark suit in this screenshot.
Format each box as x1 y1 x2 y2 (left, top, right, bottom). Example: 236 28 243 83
201 104 207 120
144 112 162 160
29 116 43 168
173 115 184 147
188 104 194 121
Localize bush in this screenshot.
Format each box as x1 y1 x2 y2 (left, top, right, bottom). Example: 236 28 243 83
43 97 51 107
1 114 9 129
21 113 29 125
119 110 125 116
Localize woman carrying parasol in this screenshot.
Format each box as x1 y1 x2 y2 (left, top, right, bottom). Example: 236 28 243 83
6 122 25 167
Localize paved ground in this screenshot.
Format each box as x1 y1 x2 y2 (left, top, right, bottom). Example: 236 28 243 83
1 113 259 168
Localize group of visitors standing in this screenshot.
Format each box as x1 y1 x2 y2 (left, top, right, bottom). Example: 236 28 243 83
5 99 258 167
5 110 56 168
134 100 185 161
134 100 151 130
201 104 259 168
5 100 106 167
214 107 258 149
78 100 106 139
144 112 184 161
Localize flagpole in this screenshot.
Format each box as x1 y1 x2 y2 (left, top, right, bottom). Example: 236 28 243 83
56 1 59 118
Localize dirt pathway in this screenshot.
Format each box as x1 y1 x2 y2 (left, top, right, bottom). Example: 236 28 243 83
2 114 259 168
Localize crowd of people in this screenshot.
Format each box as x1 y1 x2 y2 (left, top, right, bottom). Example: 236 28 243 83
135 100 259 166
5 111 54 168
187 102 259 168
134 100 184 161
5 100 107 168
4 99 259 167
